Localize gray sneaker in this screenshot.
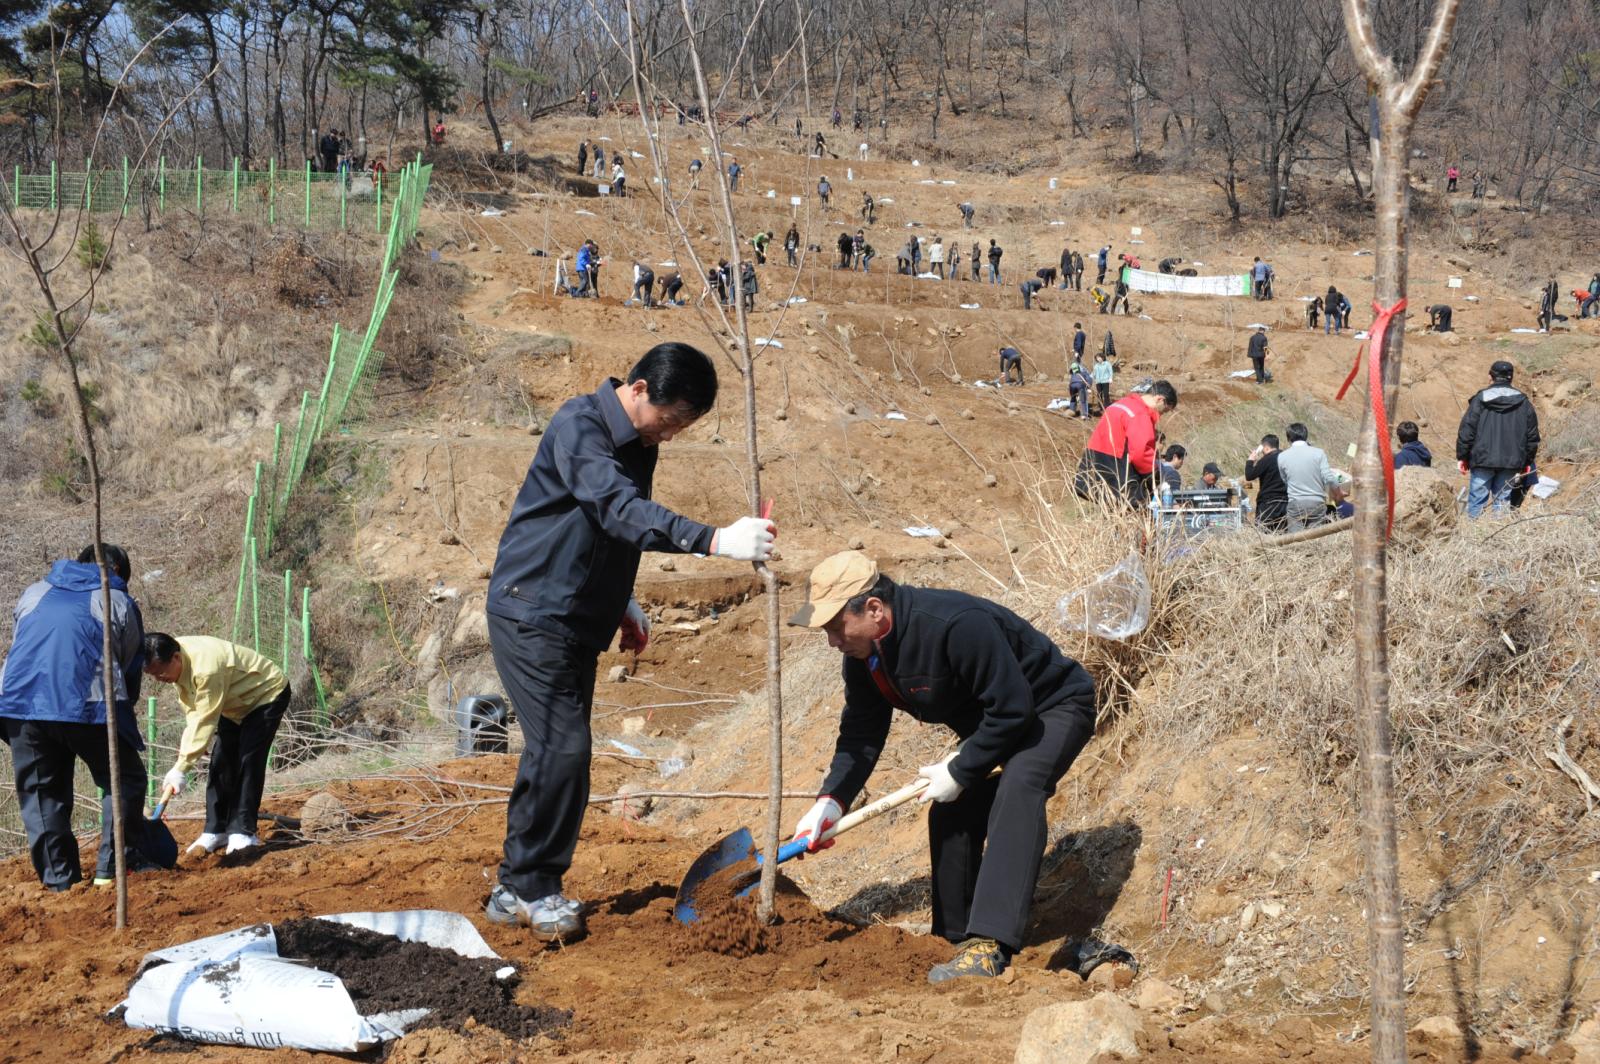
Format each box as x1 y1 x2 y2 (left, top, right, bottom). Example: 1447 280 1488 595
485 885 586 942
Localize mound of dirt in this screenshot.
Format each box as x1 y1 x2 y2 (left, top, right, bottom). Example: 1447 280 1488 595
271 918 570 1043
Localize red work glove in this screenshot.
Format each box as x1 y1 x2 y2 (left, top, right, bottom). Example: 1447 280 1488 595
792 796 843 853
619 598 650 653
1458 460 1470 475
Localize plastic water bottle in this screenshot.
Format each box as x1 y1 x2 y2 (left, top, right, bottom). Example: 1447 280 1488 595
1161 482 1173 508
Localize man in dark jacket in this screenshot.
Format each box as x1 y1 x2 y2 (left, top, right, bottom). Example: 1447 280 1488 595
1247 326 1269 383
1393 421 1433 469
787 552 1096 984
0 546 175 889
986 240 1003 284
837 231 854 269
1245 435 1289 532
483 344 776 940
1456 360 1540 517
1058 248 1072 289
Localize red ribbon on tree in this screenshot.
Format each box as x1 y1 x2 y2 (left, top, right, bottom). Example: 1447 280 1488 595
1335 298 1407 539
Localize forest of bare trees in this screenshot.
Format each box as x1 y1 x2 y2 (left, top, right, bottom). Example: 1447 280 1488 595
3 0 1599 218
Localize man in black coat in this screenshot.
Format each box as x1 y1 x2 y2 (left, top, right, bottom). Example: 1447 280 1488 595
1456 360 1540 517
1247 326 1269 383
483 344 776 941
1245 434 1289 532
786 552 1096 985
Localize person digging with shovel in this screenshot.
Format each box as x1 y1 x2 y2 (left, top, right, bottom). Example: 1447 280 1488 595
483 342 776 943
787 551 1097 984
142 632 291 857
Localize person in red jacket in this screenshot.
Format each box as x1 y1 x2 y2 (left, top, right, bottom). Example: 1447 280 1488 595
1074 381 1179 505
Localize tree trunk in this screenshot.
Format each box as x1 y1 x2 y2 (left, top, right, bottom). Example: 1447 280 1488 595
1339 3 1462 1061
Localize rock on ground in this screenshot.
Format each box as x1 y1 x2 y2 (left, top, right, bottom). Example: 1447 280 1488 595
1014 992 1141 1064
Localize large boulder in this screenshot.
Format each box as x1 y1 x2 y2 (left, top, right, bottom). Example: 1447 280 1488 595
1015 992 1142 1064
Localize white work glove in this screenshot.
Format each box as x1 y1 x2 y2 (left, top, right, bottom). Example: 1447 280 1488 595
917 758 964 804
791 796 843 853
163 767 189 796
619 598 651 652
712 515 776 562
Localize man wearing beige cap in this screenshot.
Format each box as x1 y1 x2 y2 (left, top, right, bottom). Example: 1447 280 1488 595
788 552 1096 984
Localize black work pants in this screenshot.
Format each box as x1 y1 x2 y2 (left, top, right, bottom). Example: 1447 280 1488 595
489 614 597 901
928 699 1094 953
204 685 290 836
1252 355 1266 383
1075 447 1147 507
1 716 165 888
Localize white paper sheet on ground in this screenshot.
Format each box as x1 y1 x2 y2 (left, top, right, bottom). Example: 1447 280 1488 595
884 411 908 420
917 272 940 279
912 160 921 166
121 912 502 1052
755 338 783 348
919 179 937 185
1353 331 1371 339
1192 261 1205 266
1129 239 1145 244
940 180 957 185
1298 296 1316 301
1139 314 1153 320
1049 220 1065 226
1229 369 1257 379
904 526 942 537
786 296 808 305
1246 323 1270 329
960 303 981 309
1511 327 1540 333
879 196 895 203
1353 249 1373 256
479 207 505 217
1131 227 1143 236
1531 476 1560 499
599 136 612 141
1046 398 1074 411
609 739 645 758
1465 295 1480 301
575 209 596 217
631 151 644 158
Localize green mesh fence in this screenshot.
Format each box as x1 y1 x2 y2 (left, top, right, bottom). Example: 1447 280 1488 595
0 159 432 860
9 156 422 234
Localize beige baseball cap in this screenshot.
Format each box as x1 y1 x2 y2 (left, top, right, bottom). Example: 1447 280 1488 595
787 551 880 628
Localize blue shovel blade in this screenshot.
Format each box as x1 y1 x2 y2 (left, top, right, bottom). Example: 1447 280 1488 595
674 827 755 924
674 829 816 924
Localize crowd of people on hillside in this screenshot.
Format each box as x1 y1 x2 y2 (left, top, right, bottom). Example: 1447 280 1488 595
1067 356 1540 529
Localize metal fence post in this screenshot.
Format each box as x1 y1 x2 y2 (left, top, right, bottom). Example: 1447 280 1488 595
121 156 129 216
232 157 239 212
49 160 56 211
303 159 311 228
268 157 276 225
196 154 204 215
146 697 158 798
158 156 165 212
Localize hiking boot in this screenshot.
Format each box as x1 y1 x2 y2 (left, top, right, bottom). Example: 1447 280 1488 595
928 938 1008 984
485 885 586 942
187 832 225 855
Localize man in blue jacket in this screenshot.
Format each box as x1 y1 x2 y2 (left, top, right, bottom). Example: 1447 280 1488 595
484 343 775 942
1392 421 1433 469
787 552 1096 984
0 546 174 890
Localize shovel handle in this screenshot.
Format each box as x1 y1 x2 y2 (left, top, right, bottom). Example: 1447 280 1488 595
151 785 175 820
770 775 932 865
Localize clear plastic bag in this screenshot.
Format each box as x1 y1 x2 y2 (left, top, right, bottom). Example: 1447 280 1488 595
1055 553 1151 641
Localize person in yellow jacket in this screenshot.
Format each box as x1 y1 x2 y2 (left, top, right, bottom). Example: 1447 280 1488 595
142 633 290 856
